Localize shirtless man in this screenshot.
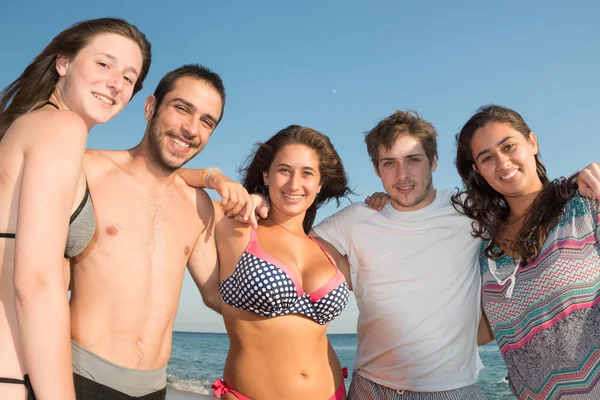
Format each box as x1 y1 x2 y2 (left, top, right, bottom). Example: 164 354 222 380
68 64 246 399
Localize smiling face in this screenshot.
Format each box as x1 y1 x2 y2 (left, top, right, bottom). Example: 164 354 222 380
470 122 543 199
144 76 223 172
375 134 437 211
263 144 322 219
56 32 143 127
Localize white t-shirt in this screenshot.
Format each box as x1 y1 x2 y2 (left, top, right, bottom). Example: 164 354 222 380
313 189 483 391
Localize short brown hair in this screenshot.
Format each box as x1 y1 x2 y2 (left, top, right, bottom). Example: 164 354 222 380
365 110 438 171
153 64 226 125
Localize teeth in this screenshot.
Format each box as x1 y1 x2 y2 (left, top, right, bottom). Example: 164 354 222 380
397 185 414 190
501 169 518 180
283 193 302 200
93 93 114 105
171 137 190 148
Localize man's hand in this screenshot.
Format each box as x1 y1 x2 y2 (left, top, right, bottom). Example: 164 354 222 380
365 192 391 211
577 163 600 200
233 193 270 228
178 168 271 228
208 171 254 222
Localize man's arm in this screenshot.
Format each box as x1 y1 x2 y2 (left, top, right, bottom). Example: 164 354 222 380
178 168 264 227
187 194 221 313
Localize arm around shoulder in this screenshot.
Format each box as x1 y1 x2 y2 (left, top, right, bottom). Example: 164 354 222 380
179 168 257 223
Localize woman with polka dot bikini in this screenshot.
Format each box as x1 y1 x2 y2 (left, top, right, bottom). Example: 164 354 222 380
210 125 353 400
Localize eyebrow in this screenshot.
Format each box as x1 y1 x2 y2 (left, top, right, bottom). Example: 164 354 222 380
95 52 140 76
475 136 515 162
379 153 424 163
405 153 424 159
170 98 219 125
275 163 318 172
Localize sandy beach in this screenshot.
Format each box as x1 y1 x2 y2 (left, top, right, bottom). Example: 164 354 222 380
167 387 213 399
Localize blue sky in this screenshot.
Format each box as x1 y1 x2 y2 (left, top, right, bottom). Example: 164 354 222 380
2 1 598 333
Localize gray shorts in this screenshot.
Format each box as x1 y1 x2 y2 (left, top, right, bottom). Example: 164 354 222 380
349 373 487 400
71 340 167 397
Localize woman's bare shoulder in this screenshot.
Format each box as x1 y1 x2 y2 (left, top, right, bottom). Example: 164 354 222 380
8 108 87 149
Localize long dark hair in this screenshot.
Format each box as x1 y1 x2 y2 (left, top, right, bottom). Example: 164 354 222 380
0 17 152 139
452 105 578 264
240 125 352 234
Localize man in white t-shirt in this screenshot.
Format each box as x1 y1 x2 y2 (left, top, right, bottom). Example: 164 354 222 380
311 110 486 399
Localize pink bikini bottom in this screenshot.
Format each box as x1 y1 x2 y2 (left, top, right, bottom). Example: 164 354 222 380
212 368 348 400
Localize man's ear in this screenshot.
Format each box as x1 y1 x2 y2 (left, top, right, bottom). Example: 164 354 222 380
430 154 438 172
144 95 157 121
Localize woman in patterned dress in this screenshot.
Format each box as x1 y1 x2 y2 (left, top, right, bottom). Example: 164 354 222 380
453 104 600 399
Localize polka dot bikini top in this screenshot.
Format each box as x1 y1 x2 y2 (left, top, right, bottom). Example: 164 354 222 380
220 227 350 325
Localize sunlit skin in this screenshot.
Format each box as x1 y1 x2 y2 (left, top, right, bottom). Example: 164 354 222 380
143 77 222 173
68 77 222 376
375 135 438 212
470 122 545 255
213 144 346 399
263 144 322 225
54 33 143 130
0 32 144 400
470 122 544 217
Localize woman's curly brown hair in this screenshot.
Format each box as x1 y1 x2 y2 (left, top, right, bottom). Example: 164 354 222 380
451 105 578 264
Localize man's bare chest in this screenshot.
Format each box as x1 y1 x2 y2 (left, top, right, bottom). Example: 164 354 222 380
88 176 203 254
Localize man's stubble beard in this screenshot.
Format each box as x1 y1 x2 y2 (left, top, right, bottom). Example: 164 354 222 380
391 175 434 210
146 116 200 173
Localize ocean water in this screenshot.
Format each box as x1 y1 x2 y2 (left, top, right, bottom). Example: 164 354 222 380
167 332 514 398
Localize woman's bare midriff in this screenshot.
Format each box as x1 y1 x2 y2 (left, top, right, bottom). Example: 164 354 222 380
222 308 343 400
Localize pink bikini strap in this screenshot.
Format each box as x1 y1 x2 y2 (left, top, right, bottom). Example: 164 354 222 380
212 379 252 400
243 226 258 252
310 236 337 267
329 368 349 400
